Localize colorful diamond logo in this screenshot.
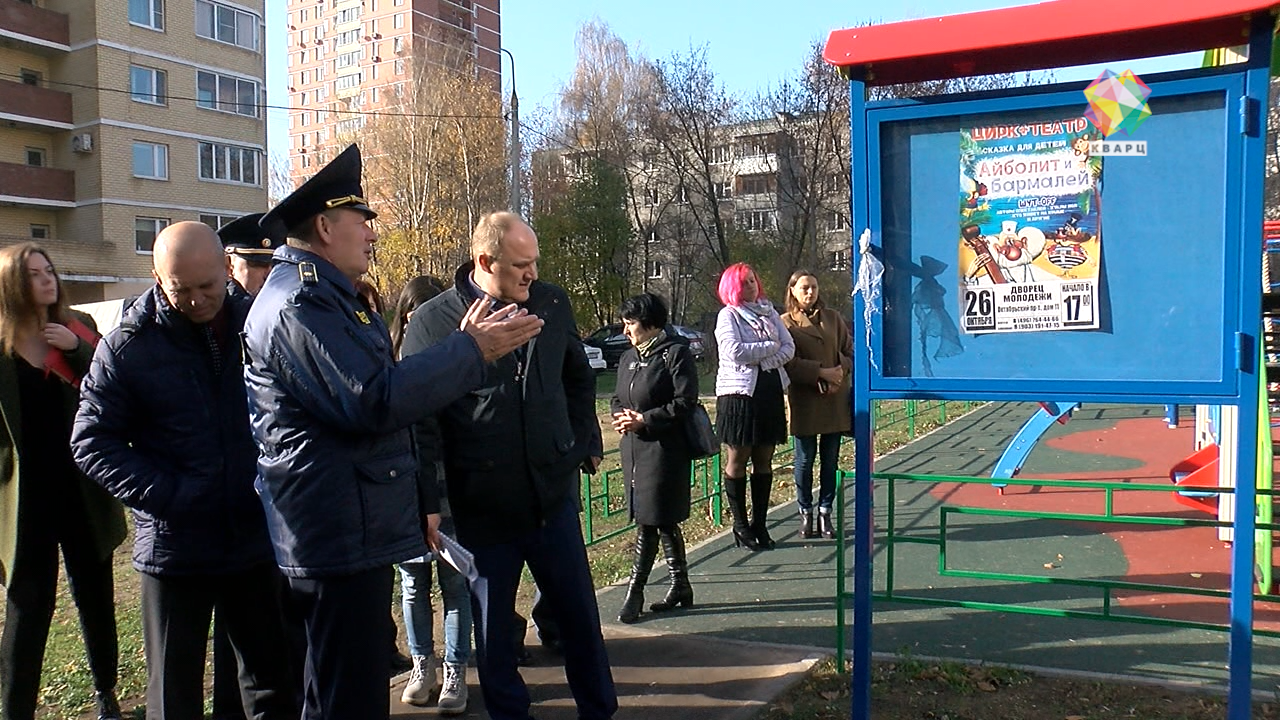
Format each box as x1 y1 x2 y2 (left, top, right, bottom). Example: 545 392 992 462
1083 69 1152 138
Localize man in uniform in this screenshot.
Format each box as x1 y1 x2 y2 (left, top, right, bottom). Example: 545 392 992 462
218 213 282 297
72 222 296 720
242 144 542 720
403 211 617 720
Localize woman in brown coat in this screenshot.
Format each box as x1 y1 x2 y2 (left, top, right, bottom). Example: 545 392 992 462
782 271 852 540
0 244 126 720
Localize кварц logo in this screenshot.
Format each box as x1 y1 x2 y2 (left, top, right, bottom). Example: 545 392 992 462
1082 70 1152 156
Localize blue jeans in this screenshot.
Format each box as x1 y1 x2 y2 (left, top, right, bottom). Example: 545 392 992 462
397 523 473 665
793 433 842 512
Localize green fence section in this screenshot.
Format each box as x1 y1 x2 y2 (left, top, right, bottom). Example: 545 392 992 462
833 470 1280 666
579 399 980 547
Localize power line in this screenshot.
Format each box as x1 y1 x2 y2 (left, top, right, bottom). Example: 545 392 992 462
0 70 505 121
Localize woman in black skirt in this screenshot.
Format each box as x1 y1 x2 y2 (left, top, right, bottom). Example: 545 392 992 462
712 263 794 550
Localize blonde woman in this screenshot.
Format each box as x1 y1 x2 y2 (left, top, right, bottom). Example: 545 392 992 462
782 271 851 539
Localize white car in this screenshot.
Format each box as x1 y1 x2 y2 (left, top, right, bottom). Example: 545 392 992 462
583 344 607 371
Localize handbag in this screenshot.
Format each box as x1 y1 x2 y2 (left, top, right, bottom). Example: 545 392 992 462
662 347 719 459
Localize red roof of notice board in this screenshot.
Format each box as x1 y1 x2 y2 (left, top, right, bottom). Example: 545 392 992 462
823 0 1280 86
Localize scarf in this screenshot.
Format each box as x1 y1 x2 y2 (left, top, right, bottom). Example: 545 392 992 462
43 318 99 389
732 300 777 341
636 330 666 359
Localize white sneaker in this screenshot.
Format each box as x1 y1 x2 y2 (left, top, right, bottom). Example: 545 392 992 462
436 661 469 715
400 655 435 706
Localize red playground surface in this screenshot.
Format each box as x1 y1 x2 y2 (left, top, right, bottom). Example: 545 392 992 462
928 414 1280 631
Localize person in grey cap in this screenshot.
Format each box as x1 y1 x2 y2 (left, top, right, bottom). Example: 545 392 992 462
217 213 282 297
242 144 542 720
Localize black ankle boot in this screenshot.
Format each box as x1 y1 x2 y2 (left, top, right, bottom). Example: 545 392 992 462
818 508 835 539
618 525 659 623
724 476 762 551
799 510 816 539
650 525 694 612
96 690 123 720
749 473 776 549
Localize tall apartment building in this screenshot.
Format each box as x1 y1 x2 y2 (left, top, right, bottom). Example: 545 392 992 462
284 0 500 183
0 0 268 302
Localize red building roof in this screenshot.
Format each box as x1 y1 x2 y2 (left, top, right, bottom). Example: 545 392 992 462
823 0 1280 86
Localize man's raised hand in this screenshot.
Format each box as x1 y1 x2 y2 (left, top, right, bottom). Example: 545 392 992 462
459 296 544 363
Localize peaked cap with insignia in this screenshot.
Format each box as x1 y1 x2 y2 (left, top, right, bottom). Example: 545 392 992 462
259 144 376 241
218 212 284 262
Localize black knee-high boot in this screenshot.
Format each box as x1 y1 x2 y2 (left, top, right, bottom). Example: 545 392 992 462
723 475 762 551
750 472 777 550
618 525 659 623
649 525 693 612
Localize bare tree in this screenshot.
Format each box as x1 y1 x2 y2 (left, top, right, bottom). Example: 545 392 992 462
356 50 508 295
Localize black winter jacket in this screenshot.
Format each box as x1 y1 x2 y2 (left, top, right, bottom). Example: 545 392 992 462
402 263 602 547
611 336 699 526
72 285 273 575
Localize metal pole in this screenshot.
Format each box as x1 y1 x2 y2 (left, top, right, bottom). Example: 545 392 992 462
500 47 520 217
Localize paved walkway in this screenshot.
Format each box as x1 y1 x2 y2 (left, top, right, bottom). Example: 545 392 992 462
391 402 1280 716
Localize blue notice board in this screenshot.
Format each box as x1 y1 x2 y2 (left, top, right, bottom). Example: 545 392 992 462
867 72 1247 400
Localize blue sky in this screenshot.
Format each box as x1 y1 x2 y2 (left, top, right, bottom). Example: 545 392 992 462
264 0 1201 157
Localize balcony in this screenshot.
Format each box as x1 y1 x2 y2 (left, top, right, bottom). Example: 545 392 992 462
0 78 71 130
0 161 74 207
0 0 71 55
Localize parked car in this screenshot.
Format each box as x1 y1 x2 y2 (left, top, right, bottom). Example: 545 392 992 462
583 344 607 372
584 323 707 368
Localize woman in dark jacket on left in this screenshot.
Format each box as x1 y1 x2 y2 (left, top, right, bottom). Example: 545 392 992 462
610 293 699 624
0 243 126 720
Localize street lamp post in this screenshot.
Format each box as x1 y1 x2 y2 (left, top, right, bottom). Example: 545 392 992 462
500 47 520 218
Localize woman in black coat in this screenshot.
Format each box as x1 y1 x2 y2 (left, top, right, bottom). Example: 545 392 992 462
610 293 699 624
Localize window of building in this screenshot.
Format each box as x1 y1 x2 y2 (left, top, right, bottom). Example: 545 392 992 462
393 36 404 53
394 59 405 75
828 249 850 271
826 210 847 232
645 230 657 244
370 63 378 79
128 0 164 30
199 141 260 186
301 154 311 169
644 186 660 206
646 261 663 279
29 225 50 240
736 209 776 232
394 0 404 5
196 1 260 51
18 69 40 86
135 217 170 253
130 65 167 105
737 134 773 158
199 214 236 230
196 71 259 117
393 13 404 29
24 148 45 167
710 145 732 164
713 180 732 200
335 28 359 47
132 142 168 180
335 50 361 69
334 6 361 24
335 73 362 91
287 54 295 68
736 173 776 196
674 185 689 204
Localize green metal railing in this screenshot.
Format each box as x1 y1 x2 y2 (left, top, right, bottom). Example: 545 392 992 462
580 399 978 547
834 471 1280 666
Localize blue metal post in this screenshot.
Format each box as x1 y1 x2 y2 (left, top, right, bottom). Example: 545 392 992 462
848 73 873 720
1226 16 1271 720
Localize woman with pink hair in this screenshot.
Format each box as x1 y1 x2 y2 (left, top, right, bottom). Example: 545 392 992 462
713 263 794 551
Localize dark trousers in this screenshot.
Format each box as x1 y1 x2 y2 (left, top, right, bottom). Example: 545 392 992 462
471 499 617 720
139 564 296 720
212 574 306 720
288 566 394 720
0 497 117 720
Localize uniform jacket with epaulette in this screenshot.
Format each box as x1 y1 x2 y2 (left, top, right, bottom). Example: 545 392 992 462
242 246 485 578
72 284 272 576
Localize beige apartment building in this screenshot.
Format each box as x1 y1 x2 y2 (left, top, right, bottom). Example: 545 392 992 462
0 0 267 302
284 0 500 183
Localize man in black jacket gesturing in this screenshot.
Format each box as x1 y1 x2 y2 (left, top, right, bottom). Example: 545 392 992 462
402 211 616 720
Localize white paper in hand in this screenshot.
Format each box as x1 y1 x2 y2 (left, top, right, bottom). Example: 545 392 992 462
436 532 479 584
